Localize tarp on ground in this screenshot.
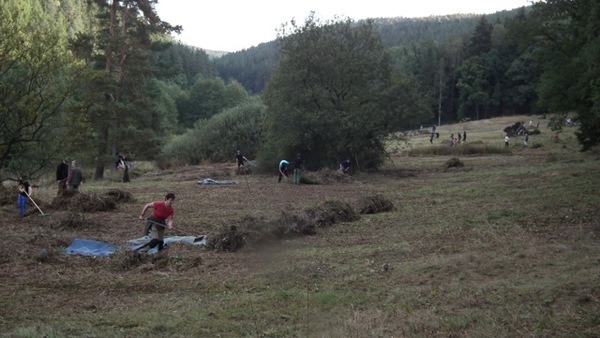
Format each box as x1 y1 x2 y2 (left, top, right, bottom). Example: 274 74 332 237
63 239 118 257
197 178 239 185
127 235 206 254
128 235 206 247
64 236 206 256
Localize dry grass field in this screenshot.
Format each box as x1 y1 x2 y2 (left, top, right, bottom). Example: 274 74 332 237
1 115 598 337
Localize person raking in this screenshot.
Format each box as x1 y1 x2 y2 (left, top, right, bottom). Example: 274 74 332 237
17 178 32 218
136 193 175 253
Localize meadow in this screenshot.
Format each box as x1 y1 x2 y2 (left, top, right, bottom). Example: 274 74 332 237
0 115 598 337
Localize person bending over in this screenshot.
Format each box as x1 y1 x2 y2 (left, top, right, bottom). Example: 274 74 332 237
136 193 175 252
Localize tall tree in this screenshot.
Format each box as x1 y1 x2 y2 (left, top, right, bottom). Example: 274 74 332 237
72 0 180 179
0 0 82 180
534 0 600 150
261 15 427 170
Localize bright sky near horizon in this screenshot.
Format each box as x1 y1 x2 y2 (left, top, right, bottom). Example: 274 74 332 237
155 0 532 52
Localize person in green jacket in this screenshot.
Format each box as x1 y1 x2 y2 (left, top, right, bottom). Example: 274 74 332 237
67 160 84 190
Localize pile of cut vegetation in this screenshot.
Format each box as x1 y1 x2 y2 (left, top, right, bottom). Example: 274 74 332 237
301 169 352 185
207 225 248 252
357 194 394 214
104 188 134 203
445 157 464 169
52 210 102 230
51 189 133 212
207 196 393 252
207 212 319 252
305 199 360 227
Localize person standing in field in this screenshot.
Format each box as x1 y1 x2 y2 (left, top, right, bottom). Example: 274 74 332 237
292 153 303 185
524 132 529 147
504 134 510 149
17 177 32 218
235 150 248 172
115 152 125 171
67 160 83 190
137 193 175 253
56 159 69 195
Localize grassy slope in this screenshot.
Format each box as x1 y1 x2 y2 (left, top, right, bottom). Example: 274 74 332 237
1 115 598 337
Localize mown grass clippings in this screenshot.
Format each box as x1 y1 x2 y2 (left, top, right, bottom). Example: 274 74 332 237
445 157 464 169
55 210 92 229
104 188 134 203
51 191 116 212
305 199 360 227
357 194 394 214
207 225 248 252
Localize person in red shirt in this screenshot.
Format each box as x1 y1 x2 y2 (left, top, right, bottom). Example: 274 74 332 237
136 193 175 252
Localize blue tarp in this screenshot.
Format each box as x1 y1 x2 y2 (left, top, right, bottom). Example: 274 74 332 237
64 236 206 256
63 239 118 257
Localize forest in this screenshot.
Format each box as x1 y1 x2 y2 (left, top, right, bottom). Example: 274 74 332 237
1 0 599 182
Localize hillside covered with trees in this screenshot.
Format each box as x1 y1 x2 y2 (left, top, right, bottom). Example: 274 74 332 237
1 0 599 182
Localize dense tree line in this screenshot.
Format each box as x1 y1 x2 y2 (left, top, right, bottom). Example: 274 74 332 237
1 0 599 181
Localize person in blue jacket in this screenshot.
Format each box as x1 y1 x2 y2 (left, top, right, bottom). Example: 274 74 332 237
278 159 289 183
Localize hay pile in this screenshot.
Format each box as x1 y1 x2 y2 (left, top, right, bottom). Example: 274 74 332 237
207 225 247 252
445 157 464 169
302 169 352 185
51 189 133 212
207 212 319 252
357 194 394 214
207 196 391 253
52 210 103 229
105 189 134 203
305 199 360 227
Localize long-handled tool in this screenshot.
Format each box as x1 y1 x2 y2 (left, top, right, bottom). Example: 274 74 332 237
23 190 49 217
140 217 205 243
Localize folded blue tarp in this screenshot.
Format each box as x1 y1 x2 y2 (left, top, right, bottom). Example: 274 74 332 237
63 239 118 257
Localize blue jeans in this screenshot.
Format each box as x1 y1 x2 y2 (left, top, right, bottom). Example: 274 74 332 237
17 194 28 217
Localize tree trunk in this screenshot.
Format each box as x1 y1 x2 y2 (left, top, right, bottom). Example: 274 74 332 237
94 126 109 181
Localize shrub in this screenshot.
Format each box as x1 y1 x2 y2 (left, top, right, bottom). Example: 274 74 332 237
159 102 265 167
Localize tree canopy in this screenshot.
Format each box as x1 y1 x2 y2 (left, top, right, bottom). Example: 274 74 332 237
260 15 429 170
0 0 83 180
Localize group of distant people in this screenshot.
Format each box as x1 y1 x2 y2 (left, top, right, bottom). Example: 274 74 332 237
56 159 84 194
15 159 82 218
235 149 353 187
16 154 131 218
504 132 529 148
428 124 468 146
448 131 467 146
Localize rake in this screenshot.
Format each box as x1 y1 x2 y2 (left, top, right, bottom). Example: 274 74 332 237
24 190 50 217
139 217 205 243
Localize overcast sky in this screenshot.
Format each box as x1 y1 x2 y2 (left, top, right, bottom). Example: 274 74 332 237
155 0 533 52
